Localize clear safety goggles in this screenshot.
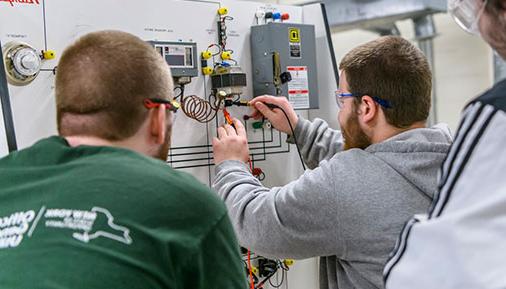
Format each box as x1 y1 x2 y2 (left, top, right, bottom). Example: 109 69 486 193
448 0 489 35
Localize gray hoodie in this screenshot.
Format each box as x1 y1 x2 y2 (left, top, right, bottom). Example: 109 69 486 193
213 118 452 289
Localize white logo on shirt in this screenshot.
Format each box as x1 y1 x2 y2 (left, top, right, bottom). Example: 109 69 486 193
72 207 132 245
0 210 36 249
44 207 132 245
0 206 132 249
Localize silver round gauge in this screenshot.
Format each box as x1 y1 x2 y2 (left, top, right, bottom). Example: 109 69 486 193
2 42 42 86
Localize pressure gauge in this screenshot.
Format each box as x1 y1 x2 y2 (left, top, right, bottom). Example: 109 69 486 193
2 42 42 86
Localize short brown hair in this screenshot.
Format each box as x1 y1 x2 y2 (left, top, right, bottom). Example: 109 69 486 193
339 36 432 128
56 30 173 140
487 0 506 14
485 0 506 42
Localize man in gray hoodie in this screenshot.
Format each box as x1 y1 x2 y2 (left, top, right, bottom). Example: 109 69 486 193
211 36 452 289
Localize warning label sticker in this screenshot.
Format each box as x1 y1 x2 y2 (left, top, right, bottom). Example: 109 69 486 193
287 66 310 109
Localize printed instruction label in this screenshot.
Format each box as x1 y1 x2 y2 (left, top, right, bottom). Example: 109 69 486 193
287 66 310 109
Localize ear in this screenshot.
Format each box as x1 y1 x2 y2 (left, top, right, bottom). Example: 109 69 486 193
358 95 378 124
150 105 167 145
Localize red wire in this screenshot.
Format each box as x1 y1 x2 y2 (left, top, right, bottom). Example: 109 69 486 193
248 250 254 289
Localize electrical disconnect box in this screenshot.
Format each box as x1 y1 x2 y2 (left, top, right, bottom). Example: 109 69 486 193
251 23 318 109
150 41 198 82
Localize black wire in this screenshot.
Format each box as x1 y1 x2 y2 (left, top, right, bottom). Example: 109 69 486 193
255 271 278 289
242 255 262 261
269 268 285 288
173 85 184 100
276 106 307 171
224 100 305 171
207 43 222 56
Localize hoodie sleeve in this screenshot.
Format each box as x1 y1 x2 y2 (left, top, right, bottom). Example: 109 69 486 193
212 160 343 260
288 118 345 169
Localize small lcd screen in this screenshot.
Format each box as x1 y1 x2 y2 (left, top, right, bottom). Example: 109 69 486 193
166 55 185 66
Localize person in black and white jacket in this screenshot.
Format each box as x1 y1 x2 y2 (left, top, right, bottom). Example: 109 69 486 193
384 1 506 288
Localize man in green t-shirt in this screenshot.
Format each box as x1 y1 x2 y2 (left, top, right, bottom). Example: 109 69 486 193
0 30 246 289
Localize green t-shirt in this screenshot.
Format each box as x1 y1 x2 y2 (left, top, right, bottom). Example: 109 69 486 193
0 136 246 289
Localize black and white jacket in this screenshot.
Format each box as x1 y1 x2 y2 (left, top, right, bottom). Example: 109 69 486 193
384 79 506 289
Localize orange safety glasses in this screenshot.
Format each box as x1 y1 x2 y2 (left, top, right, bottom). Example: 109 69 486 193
143 98 180 112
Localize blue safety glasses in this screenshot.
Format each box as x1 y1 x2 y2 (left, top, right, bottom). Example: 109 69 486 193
335 91 392 110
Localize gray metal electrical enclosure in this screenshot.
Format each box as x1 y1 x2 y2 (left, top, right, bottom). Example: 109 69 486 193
251 23 319 109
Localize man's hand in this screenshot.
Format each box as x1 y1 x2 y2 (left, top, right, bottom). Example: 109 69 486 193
212 118 250 165
249 95 299 135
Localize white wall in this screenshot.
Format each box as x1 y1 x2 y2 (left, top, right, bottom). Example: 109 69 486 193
329 14 493 132
431 14 493 131
240 0 495 131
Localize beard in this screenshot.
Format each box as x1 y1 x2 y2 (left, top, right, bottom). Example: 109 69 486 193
342 112 372 151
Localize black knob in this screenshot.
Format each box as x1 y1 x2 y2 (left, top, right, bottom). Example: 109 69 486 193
280 71 292 84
